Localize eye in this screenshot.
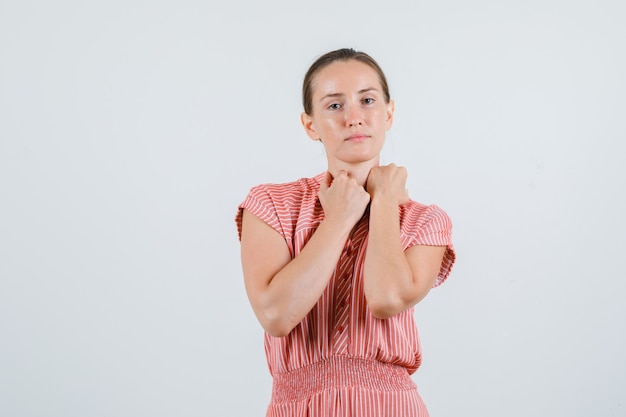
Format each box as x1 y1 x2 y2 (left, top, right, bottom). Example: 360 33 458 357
327 103 341 110
362 97 375 105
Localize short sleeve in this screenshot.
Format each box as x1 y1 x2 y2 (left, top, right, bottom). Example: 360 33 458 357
235 184 285 241
401 204 456 287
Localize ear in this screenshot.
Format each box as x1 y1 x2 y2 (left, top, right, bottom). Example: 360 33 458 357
301 112 321 141
385 100 395 131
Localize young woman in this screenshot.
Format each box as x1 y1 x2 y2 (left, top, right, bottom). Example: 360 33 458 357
236 48 455 417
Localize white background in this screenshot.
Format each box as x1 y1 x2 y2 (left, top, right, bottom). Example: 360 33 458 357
1 1 625 416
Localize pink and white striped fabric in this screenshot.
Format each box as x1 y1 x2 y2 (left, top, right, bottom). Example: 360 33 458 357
236 173 455 417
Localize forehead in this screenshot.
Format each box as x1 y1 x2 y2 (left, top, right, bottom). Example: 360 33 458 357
312 60 382 98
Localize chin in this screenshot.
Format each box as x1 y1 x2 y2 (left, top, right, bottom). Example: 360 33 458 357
342 154 380 165
344 148 382 162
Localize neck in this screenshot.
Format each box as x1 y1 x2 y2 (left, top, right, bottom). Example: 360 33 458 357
327 159 379 187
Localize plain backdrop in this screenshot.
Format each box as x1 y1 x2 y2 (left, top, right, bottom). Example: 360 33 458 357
1 1 625 416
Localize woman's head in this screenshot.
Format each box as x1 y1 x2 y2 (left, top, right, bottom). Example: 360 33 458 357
300 49 395 173
302 48 391 116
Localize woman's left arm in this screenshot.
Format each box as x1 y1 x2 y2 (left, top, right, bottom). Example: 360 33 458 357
363 164 446 319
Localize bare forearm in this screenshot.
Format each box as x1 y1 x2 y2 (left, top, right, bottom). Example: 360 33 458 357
362 164 445 318
363 199 417 318
259 219 351 336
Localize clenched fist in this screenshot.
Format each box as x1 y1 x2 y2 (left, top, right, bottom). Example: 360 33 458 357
366 164 410 205
319 171 371 227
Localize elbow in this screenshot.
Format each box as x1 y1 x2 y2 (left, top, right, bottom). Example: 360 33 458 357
264 322 293 338
251 292 300 337
367 296 405 320
369 308 397 320
257 308 296 338
367 287 429 319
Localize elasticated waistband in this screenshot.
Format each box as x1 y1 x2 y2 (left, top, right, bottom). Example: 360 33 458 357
270 356 416 404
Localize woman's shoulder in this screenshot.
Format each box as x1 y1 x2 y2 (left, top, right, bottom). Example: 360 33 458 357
248 173 324 201
399 200 452 229
400 199 447 215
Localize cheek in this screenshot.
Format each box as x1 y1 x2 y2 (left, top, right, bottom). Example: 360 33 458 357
377 109 392 128
384 114 393 130
320 117 341 131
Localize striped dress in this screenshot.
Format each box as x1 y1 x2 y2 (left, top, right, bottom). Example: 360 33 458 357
236 173 455 417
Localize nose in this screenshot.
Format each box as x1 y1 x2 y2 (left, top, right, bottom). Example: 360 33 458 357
345 105 364 127
349 118 363 127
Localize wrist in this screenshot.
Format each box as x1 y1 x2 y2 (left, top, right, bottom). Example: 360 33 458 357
369 195 399 211
319 215 354 238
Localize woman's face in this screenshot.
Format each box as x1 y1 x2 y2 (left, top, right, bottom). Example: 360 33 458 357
301 60 394 171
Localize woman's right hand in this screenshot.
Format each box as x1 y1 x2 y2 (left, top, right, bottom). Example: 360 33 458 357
318 171 370 228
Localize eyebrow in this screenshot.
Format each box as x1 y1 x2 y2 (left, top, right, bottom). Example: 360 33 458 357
319 87 380 102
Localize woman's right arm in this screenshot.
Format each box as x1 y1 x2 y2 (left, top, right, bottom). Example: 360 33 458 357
239 171 369 337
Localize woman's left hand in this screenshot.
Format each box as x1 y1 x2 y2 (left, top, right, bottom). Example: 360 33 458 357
366 164 410 205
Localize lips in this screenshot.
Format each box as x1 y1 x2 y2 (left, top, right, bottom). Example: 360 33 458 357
346 134 369 142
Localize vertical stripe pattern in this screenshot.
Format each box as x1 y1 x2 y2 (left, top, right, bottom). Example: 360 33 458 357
236 173 456 417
